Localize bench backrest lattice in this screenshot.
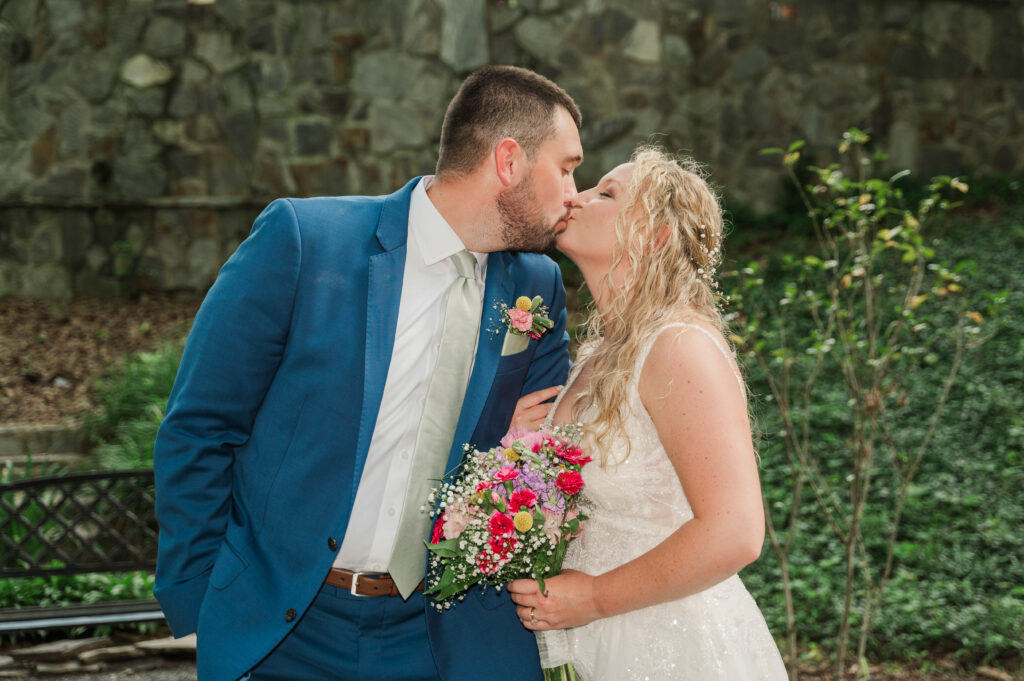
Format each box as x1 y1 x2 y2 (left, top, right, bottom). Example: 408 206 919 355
0 470 157 577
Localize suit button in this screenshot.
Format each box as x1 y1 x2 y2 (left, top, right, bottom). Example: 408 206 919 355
328 537 338 551
285 608 297 623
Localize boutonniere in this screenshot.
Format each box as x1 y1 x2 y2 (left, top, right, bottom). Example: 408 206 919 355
496 296 554 340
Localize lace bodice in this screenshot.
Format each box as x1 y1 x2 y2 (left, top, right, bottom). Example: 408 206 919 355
538 323 787 681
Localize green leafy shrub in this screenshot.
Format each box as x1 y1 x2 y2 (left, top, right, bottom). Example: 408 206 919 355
729 133 1023 673
85 340 185 470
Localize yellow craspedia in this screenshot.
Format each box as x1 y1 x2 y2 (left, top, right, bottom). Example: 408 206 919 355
515 296 533 311
472 491 485 505
514 511 534 532
503 448 520 462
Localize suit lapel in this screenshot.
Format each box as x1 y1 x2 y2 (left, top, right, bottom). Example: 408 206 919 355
445 252 514 471
352 178 420 497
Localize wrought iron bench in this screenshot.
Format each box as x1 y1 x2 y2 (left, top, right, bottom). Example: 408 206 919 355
0 470 165 632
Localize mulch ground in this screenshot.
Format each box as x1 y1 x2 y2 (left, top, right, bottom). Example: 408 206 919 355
0 295 201 424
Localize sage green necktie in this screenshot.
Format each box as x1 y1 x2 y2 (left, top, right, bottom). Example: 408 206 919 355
389 249 481 597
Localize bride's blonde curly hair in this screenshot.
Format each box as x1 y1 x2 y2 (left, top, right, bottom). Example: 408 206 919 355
573 146 730 465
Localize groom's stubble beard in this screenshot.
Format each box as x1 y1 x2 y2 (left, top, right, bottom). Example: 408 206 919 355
497 171 565 253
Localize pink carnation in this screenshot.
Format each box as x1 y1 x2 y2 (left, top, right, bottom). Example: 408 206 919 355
488 534 517 557
443 505 471 539
557 444 592 467
488 511 515 536
556 470 584 495
507 307 534 333
430 515 445 543
509 489 538 511
494 466 519 482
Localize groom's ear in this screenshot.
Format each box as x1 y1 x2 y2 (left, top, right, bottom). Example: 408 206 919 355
493 138 524 187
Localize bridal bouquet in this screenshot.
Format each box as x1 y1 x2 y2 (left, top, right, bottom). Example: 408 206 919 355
423 424 590 610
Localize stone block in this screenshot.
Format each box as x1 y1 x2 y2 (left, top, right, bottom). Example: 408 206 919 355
664 34 694 69
127 86 167 118
247 19 277 53
60 213 94 264
78 646 147 664
623 19 661 64
121 54 174 88
729 45 770 81
31 166 88 201
136 633 197 656
369 103 428 154
222 110 259 163
45 0 86 33
113 158 168 199
70 49 119 103
350 52 428 98
195 32 247 74
295 120 333 157
440 0 488 72
9 637 109 663
143 15 187 59
514 16 564 64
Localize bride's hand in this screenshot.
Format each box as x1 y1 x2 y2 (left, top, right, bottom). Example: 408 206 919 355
507 569 601 630
509 385 562 431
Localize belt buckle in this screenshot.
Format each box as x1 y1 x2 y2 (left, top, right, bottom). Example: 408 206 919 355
349 571 371 597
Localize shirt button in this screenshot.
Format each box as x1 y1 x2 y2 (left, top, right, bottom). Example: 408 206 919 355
285 608 297 623
387 507 396 516
327 537 338 551
419 396 426 406
400 451 409 460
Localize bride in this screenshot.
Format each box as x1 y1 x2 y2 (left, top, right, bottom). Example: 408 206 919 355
508 147 788 680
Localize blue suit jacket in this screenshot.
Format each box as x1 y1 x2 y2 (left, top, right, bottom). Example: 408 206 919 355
153 178 571 681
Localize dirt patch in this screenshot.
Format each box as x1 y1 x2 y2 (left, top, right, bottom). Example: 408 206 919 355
0 295 201 425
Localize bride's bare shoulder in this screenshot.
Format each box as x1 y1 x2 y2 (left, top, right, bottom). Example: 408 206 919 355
639 317 740 399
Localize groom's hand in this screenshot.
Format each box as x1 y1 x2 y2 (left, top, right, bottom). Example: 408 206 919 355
510 385 563 431
508 569 601 631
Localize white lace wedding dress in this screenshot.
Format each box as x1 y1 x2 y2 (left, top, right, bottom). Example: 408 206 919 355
538 323 788 681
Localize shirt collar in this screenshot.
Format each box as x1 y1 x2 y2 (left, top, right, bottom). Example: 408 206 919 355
409 177 486 272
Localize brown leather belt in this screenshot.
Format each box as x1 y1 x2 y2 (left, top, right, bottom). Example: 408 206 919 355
325 568 424 597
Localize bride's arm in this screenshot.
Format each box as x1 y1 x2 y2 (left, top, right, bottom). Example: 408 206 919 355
508 325 765 629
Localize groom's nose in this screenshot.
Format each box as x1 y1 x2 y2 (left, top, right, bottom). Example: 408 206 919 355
563 175 579 206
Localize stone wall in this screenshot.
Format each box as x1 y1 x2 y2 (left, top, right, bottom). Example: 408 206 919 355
1 0 1021 297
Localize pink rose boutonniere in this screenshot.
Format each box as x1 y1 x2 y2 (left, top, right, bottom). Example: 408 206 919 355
496 295 554 340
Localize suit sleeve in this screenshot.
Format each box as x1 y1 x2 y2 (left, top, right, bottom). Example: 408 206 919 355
153 199 301 636
521 261 571 396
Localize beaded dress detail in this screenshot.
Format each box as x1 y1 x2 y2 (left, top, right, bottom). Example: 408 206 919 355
538 323 787 681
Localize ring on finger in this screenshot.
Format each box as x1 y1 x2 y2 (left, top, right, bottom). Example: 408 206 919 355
530 607 537 626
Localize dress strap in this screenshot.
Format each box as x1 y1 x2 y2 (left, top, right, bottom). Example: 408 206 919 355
640 322 745 397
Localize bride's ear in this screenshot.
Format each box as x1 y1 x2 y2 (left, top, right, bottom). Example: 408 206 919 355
493 138 523 187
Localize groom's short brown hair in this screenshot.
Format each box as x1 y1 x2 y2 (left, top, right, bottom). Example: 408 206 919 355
436 66 582 180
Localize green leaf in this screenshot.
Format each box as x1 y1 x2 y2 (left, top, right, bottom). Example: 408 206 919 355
759 147 784 155
425 537 465 559
788 140 806 153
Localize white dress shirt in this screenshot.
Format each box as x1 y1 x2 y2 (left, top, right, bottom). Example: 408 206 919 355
334 178 487 572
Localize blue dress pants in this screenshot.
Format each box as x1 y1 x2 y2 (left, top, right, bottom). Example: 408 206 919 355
242 582 439 681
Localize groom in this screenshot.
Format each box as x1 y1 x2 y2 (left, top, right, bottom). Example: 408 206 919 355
153 66 582 681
